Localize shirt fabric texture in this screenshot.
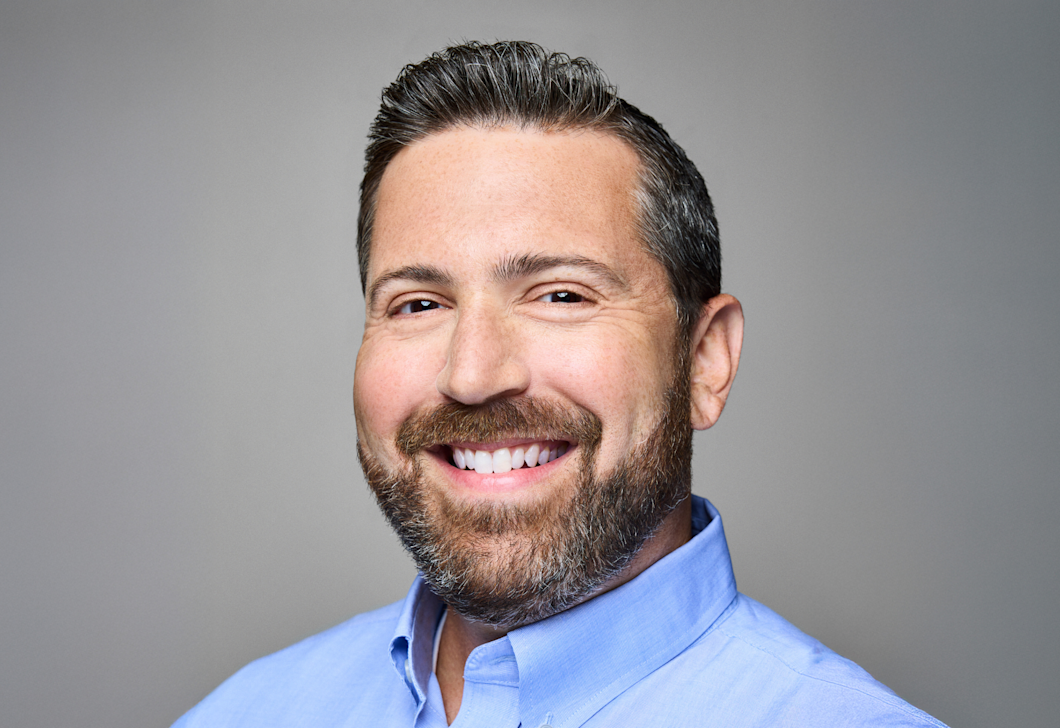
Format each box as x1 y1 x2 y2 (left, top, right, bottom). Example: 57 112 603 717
173 497 948 727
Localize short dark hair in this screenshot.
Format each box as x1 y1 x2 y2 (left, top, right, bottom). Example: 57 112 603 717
358 40 721 335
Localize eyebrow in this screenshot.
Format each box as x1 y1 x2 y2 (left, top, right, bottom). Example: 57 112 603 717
491 253 629 291
367 264 454 310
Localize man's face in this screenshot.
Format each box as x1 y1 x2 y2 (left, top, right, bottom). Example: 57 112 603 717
354 127 692 626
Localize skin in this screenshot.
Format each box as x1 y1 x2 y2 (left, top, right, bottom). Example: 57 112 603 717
353 126 744 723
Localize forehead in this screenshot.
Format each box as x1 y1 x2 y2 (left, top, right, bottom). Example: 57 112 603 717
369 126 650 281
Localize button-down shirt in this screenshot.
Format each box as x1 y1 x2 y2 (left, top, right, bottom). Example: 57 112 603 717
173 497 947 727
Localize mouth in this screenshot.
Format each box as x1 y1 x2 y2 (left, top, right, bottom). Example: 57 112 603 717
431 440 571 474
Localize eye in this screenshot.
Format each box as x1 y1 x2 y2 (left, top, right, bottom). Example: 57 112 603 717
539 290 585 304
397 299 443 315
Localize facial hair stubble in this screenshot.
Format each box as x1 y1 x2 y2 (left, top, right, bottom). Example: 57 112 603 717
358 367 693 629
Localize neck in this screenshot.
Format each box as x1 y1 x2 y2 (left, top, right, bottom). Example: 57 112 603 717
434 498 692 724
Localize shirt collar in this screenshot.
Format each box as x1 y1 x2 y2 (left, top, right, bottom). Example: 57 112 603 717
389 496 738 725
390 576 444 706
507 495 737 726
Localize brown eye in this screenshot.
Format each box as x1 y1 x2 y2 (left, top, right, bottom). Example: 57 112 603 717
399 299 441 314
541 290 584 304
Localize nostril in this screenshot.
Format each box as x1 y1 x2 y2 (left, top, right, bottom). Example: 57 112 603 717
435 328 531 406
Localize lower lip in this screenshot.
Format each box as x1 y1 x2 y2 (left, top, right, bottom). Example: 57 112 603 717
427 449 571 495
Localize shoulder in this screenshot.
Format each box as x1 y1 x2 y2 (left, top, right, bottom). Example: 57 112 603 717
593 593 949 726
172 600 407 728
690 593 948 726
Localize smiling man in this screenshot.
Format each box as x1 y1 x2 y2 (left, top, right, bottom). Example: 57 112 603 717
174 42 946 728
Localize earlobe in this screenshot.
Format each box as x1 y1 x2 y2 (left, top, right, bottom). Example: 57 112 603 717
688 294 744 430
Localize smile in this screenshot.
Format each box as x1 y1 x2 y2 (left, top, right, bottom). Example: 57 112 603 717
446 441 570 474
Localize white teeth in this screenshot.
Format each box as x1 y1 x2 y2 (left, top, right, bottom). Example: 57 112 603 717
493 448 512 473
451 442 568 473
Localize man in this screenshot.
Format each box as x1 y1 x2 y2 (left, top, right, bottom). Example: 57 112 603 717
175 41 946 727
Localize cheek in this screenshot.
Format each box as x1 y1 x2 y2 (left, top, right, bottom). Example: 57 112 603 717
530 330 672 455
353 337 444 446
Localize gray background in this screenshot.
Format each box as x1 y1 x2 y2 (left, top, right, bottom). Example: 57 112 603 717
2 1 1057 726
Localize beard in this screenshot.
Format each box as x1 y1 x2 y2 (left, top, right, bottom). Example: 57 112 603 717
358 365 693 629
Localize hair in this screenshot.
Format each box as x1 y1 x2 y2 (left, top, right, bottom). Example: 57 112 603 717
358 40 721 337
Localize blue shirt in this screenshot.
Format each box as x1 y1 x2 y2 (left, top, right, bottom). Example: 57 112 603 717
174 497 947 727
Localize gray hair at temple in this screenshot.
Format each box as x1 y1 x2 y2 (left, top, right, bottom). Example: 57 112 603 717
357 40 721 337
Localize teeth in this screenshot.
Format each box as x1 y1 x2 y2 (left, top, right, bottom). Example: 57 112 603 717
450 442 568 474
493 448 512 473
525 443 540 467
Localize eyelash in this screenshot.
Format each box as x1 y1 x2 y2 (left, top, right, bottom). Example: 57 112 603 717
388 287 592 317
395 299 444 315
538 290 585 304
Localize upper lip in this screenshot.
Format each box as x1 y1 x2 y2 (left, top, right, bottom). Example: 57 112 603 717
442 437 571 451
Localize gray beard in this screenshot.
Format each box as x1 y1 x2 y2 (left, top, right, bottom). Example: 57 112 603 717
358 375 693 629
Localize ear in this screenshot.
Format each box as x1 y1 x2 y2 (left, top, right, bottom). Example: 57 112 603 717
688 294 744 430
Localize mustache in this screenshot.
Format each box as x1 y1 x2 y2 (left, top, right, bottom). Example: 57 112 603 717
396 398 602 455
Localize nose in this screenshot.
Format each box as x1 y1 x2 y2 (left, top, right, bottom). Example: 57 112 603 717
435 303 529 405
